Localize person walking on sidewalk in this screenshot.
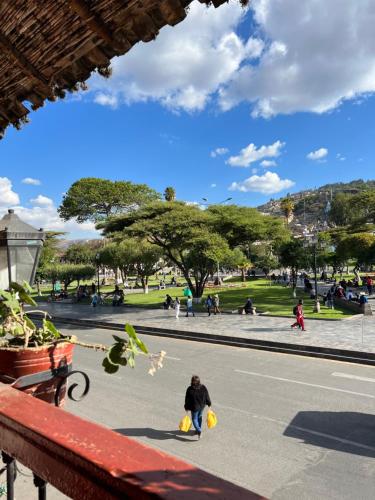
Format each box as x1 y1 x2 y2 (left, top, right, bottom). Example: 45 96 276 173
213 294 221 315
291 299 306 331
184 375 212 440
186 296 195 317
174 297 180 319
205 295 213 316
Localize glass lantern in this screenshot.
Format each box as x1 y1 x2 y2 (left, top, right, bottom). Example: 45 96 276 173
0 209 44 289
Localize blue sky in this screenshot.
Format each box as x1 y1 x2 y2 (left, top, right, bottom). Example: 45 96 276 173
1 0 375 238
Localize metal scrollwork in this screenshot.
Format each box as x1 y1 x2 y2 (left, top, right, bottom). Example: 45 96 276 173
54 370 90 407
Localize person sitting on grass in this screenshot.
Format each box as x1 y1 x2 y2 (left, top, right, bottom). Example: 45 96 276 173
163 294 173 309
244 297 255 315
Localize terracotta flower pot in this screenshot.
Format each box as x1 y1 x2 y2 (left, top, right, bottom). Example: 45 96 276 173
0 342 75 406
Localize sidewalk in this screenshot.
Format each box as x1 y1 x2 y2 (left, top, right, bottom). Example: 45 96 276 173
35 302 375 354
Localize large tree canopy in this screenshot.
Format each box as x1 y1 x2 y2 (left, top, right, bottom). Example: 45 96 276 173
206 204 289 249
58 177 160 223
101 201 288 297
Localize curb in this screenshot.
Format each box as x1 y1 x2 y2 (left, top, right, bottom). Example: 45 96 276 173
29 314 375 367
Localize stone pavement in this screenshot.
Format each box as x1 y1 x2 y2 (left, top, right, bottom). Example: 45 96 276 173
36 302 375 354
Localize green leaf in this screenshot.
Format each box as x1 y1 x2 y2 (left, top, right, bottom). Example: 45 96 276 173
112 334 126 344
43 319 61 338
24 315 36 331
10 282 36 306
125 323 137 340
135 337 148 354
102 357 120 374
107 344 127 366
125 323 148 354
22 281 33 293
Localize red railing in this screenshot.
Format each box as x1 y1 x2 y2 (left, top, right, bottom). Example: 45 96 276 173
0 383 265 499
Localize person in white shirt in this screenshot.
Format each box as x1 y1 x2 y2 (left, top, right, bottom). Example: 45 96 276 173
174 297 180 319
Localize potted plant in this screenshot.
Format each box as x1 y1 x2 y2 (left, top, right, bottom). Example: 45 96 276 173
0 282 165 405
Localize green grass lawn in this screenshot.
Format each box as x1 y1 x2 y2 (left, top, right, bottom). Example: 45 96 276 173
124 279 353 319
32 277 354 319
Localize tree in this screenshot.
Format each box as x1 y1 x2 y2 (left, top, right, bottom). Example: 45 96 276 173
207 204 290 249
35 231 65 295
133 241 163 293
43 263 96 290
64 242 97 264
98 240 138 283
280 197 295 225
250 243 279 277
335 233 375 267
101 202 238 298
164 186 176 202
329 193 354 226
278 239 308 296
230 248 252 282
58 178 159 223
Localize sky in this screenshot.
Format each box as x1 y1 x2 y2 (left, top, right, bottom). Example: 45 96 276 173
1 0 375 238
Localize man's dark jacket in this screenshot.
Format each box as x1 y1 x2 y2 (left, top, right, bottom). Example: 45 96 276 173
184 384 211 412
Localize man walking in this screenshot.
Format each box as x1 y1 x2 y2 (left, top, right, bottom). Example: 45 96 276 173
186 296 195 317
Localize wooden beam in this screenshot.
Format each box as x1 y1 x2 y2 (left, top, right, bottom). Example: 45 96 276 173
67 0 114 45
0 32 51 94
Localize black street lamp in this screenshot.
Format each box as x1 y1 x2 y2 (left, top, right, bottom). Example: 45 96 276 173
303 228 320 313
0 209 44 289
95 253 100 296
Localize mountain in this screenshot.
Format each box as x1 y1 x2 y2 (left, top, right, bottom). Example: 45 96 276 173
257 179 375 232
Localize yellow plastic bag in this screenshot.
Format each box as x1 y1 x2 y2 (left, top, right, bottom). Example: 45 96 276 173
207 409 217 429
179 414 192 432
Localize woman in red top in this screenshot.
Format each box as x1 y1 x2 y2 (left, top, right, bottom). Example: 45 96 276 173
291 299 306 331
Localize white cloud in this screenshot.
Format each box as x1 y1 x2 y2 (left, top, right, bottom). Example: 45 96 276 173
210 183 217 188
219 0 375 117
0 177 20 206
0 178 97 238
336 153 346 161
227 140 284 167
210 147 229 158
251 168 258 174
89 2 261 112
307 147 328 161
229 171 294 194
94 93 118 108
22 177 41 186
5 204 97 237
30 195 54 206
260 160 277 167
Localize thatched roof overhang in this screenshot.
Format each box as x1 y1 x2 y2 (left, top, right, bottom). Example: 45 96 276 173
0 0 243 139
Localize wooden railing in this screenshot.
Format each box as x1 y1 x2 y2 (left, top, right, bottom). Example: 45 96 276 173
0 383 265 499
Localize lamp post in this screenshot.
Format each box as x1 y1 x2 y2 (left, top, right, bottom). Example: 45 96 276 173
0 209 44 289
303 228 320 313
95 253 100 296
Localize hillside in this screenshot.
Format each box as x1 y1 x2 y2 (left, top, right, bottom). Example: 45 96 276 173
257 179 375 232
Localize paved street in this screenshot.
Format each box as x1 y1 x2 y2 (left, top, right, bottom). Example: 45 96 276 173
39 302 375 353
15 324 375 499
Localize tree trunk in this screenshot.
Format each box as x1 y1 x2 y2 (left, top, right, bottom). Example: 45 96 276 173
241 268 246 282
141 276 149 294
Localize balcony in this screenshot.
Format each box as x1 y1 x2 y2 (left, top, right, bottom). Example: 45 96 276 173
0 383 264 499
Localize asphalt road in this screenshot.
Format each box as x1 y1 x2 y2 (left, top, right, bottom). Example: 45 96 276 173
13 324 375 499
